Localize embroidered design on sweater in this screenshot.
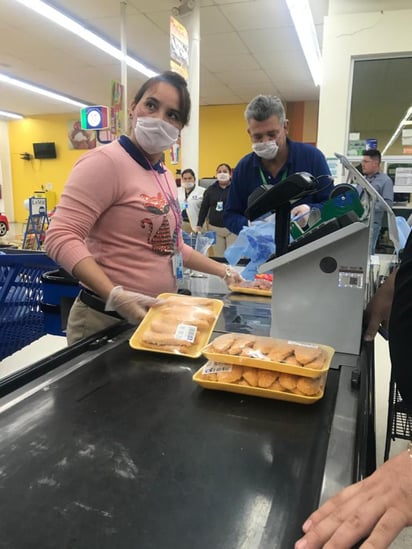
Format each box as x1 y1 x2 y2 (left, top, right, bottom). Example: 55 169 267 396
140 192 174 255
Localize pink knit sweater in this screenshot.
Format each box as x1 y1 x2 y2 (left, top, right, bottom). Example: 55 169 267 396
45 140 193 297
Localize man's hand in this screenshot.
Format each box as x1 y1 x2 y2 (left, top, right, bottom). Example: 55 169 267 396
295 449 412 549
291 204 310 228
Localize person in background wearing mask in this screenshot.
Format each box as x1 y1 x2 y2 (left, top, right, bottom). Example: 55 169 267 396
177 168 204 233
224 95 333 235
195 163 237 256
46 71 242 344
359 148 394 254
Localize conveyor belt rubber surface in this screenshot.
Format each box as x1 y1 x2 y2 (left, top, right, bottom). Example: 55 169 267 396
0 337 339 549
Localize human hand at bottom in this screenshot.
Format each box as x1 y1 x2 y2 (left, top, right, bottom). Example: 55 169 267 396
105 286 159 323
295 448 412 549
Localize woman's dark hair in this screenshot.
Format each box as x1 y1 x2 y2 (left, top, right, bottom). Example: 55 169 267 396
182 168 196 179
216 163 232 174
132 71 191 127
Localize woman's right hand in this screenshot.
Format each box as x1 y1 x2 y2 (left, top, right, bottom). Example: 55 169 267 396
105 286 159 323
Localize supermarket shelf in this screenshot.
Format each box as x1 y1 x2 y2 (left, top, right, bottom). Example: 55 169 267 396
394 186 412 193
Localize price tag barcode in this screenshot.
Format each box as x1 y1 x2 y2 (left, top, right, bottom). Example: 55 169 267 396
175 323 197 343
202 363 232 375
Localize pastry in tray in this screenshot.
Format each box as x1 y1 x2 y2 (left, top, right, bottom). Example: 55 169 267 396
193 361 328 404
202 333 334 377
129 293 223 358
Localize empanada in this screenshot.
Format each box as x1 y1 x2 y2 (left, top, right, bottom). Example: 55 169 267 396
278 373 298 391
304 350 326 370
210 334 236 353
216 365 243 383
227 335 256 355
294 345 322 365
296 376 322 396
268 342 295 362
258 369 279 388
242 367 258 387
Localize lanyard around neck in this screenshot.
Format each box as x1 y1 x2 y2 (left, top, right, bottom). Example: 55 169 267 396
259 167 287 188
145 159 182 244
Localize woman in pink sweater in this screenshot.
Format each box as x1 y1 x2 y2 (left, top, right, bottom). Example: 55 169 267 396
46 71 241 344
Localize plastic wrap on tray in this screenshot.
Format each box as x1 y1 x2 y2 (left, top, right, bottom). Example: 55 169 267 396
129 293 223 357
193 361 328 404
229 276 272 297
202 333 334 378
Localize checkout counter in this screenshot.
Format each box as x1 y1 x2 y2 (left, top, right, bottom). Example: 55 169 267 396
0 272 375 549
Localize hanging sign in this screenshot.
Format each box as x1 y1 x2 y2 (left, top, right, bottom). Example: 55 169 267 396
170 16 189 80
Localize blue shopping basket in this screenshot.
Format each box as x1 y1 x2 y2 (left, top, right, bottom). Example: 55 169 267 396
0 251 57 360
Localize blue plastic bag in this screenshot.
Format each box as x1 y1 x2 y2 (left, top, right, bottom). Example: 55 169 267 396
396 216 411 251
224 221 276 280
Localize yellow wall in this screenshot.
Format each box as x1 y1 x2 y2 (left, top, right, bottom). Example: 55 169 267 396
198 104 251 177
8 115 89 222
7 100 319 221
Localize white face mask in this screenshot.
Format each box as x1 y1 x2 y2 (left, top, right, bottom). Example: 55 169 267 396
252 140 279 160
182 181 195 190
134 117 179 155
217 172 230 182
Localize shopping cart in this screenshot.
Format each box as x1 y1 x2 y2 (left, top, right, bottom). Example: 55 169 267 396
0 250 57 360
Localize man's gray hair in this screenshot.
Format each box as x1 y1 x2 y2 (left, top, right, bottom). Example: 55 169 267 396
244 95 286 123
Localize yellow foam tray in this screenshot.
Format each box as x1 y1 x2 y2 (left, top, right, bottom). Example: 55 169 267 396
229 285 272 297
129 293 224 358
202 334 335 379
193 362 326 404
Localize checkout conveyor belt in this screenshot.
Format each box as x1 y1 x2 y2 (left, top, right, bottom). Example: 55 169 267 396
0 292 375 549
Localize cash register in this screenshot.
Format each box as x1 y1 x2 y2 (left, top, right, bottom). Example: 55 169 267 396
247 153 399 355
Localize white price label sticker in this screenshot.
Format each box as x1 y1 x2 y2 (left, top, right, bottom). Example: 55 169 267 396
202 363 232 375
175 323 197 343
338 268 364 289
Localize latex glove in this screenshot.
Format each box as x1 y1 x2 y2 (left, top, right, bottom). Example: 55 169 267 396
223 267 244 286
105 286 159 324
291 204 310 228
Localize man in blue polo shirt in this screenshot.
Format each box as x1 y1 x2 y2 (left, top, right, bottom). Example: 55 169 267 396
224 95 333 235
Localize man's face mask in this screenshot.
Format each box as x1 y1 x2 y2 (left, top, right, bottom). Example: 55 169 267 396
134 117 179 155
252 140 279 160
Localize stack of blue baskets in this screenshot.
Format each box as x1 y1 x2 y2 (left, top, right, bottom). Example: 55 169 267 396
0 250 57 360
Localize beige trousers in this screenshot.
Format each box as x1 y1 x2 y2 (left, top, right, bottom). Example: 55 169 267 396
66 295 123 345
208 224 237 257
